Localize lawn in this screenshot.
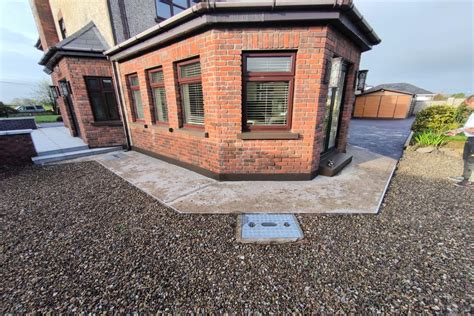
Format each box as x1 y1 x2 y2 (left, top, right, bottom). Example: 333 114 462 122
34 114 60 123
1 151 472 313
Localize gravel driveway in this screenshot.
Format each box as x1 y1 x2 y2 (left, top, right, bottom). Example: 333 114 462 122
1 151 472 313
348 118 415 159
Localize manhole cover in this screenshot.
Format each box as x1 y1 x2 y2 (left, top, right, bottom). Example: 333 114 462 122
103 152 124 161
238 214 303 243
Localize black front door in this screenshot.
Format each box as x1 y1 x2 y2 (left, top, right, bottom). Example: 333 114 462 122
322 60 348 152
59 80 80 137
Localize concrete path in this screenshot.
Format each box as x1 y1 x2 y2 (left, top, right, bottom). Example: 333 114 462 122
348 117 415 159
31 126 87 155
95 145 397 214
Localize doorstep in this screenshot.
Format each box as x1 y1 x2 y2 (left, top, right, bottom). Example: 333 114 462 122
91 145 398 214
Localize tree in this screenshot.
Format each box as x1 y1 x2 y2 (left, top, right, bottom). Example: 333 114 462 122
451 93 465 98
11 98 37 106
32 79 58 113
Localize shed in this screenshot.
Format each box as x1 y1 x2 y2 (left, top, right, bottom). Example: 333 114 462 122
354 83 433 119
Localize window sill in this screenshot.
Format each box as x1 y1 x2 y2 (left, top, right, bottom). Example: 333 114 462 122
237 131 300 140
91 120 123 127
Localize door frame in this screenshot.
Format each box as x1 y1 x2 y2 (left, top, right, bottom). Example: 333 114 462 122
323 61 350 153
59 79 81 137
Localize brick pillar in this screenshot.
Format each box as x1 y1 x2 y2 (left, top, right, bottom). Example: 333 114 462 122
29 0 59 50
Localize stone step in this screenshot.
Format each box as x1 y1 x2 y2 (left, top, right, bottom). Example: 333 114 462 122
36 145 90 156
318 151 353 177
32 147 122 165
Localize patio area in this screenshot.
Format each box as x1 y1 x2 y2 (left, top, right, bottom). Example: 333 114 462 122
93 144 397 214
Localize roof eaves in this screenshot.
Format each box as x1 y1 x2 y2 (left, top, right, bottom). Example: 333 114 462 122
104 0 380 57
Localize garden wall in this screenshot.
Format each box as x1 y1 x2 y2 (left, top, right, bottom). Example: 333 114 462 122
0 130 37 166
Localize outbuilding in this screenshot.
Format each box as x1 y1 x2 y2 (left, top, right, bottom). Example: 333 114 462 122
353 83 433 119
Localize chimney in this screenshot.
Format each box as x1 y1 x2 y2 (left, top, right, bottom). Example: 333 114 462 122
29 0 59 51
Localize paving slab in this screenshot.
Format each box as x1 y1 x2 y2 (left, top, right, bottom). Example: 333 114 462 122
31 126 87 154
95 145 397 214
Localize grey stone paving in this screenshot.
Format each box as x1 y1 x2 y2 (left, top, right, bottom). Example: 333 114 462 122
348 117 415 159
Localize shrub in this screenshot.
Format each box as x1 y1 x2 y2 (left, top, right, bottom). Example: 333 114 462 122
454 103 474 124
414 131 445 147
412 105 460 133
0 105 18 117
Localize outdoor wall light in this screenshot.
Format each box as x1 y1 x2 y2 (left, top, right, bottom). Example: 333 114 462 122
49 85 60 98
357 70 369 92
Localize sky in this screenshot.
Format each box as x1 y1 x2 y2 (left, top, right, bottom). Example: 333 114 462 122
0 0 473 103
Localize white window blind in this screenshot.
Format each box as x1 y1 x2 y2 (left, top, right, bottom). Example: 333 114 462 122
132 90 144 119
181 82 204 125
246 81 289 127
246 56 292 73
153 87 168 122
180 62 201 78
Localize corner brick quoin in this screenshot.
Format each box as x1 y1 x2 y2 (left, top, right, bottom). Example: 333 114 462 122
0 134 37 166
115 26 361 177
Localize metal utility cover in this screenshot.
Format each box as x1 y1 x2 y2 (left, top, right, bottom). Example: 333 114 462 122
239 214 303 243
103 153 124 161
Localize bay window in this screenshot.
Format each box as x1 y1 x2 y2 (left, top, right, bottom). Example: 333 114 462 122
148 68 168 123
177 58 204 127
243 52 296 131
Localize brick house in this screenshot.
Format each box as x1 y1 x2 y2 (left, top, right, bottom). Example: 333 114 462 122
31 0 380 180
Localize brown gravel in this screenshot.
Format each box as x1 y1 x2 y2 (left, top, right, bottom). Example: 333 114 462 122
1 150 473 313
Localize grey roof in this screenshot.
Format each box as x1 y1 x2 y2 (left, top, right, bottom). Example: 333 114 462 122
364 83 434 95
39 22 109 73
55 21 109 52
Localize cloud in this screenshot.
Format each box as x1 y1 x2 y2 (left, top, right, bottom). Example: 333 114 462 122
356 0 474 94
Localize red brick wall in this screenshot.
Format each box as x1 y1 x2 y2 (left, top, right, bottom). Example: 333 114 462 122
51 57 126 148
0 133 37 166
118 26 361 176
30 0 59 50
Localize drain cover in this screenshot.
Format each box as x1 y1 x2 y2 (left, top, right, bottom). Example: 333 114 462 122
239 214 303 243
103 152 124 161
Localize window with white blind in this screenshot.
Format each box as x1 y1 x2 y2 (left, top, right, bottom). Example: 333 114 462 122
177 58 204 127
128 74 144 121
243 52 296 131
148 68 168 123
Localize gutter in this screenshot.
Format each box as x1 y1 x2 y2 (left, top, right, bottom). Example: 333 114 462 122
104 0 380 57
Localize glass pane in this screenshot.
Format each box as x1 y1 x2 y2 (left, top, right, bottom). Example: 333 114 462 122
180 62 201 78
102 79 113 90
153 87 168 122
104 92 119 120
132 90 144 119
246 81 289 127
173 5 184 14
157 1 172 18
327 68 347 149
181 82 204 125
86 78 100 91
90 92 107 121
246 56 292 73
150 71 164 84
174 0 188 7
129 75 139 87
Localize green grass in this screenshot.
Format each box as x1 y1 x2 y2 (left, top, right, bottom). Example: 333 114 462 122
445 134 468 142
34 115 60 123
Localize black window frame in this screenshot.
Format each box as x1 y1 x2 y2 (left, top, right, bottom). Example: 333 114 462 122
84 76 121 122
58 18 67 39
155 0 198 21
